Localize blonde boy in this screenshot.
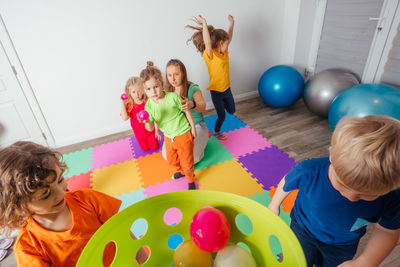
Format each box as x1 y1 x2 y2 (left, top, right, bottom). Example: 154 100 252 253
269 115 400 267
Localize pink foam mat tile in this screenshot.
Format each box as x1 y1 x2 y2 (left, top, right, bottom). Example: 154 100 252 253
91 137 134 170
218 126 272 157
144 178 199 198
67 171 92 191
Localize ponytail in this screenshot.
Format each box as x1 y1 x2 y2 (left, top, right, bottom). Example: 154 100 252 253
140 61 164 87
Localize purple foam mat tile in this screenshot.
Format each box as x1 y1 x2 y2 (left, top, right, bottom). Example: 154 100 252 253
91 137 134 170
129 131 164 158
238 145 296 189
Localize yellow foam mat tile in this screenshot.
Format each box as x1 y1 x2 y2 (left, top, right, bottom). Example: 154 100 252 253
91 159 143 197
196 158 263 197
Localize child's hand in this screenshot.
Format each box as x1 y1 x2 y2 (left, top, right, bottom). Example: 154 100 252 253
228 14 234 24
181 97 194 112
191 127 197 139
196 15 206 25
155 130 162 140
267 203 280 216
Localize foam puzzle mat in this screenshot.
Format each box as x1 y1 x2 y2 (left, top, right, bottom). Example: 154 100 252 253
63 112 297 227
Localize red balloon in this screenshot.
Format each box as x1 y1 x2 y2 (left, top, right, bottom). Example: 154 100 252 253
190 208 230 252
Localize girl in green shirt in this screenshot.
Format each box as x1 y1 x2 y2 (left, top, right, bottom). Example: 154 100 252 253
140 62 197 190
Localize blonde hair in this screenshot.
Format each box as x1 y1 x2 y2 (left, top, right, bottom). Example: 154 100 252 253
0 141 66 236
124 76 146 112
139 61 164 88
330 115 400 195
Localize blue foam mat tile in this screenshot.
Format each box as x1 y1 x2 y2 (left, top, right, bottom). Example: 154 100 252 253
204 112 247 133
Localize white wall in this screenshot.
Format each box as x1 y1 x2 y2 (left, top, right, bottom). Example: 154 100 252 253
293 0 320 76
281 0 301 65
0 0 293 147
293 0 325 76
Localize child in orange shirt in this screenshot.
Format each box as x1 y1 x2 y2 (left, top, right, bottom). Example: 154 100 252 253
0 141 146 266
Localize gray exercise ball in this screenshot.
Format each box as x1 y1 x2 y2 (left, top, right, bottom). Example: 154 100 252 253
303 68 360 117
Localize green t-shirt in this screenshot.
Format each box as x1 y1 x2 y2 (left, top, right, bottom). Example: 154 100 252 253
188 83 205 125
145 92 191 139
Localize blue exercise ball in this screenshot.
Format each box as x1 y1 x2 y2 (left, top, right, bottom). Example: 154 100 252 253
328 83 400 130
258 65 304 108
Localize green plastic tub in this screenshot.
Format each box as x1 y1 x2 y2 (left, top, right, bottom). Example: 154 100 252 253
77 190 306 266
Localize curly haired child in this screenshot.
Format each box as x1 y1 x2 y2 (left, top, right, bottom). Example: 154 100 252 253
0 141 147 266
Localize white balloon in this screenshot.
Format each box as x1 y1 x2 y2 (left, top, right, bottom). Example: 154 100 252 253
214 245 257 267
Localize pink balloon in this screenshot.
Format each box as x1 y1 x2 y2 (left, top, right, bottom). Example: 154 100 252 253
138 110 149 121
190 208 230 252
121 93 128 100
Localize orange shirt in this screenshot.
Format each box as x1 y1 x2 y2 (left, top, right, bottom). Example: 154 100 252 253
14 189 121 267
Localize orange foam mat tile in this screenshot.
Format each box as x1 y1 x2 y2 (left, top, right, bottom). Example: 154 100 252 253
91 159 143 197
269 186 299 213
135 152 175 188
196 158 263 197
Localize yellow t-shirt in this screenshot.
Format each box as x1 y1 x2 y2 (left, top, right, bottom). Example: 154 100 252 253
203 49 230 92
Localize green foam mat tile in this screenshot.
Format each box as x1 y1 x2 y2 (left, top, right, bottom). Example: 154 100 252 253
194 136 233 171
62 148 93 178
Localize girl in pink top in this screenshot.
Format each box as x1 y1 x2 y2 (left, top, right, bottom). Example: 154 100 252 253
120 77 159 151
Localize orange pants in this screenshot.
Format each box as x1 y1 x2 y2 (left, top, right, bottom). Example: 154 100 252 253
164 130 195 183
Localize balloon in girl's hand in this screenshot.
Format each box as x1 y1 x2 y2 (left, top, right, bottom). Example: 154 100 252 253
172 240 213 267
121 93 128 100
138 110 149 121
214 245 257 267
190 207 230 252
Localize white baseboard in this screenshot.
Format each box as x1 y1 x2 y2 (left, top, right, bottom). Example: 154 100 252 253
54 124 132 148
56 90 259 148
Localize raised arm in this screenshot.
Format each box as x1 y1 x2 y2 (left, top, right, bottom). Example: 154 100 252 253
196 15 212 56
268 176 291 216
227 14 234 46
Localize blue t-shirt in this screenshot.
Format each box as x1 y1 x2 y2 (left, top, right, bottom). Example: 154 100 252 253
284 157 400 245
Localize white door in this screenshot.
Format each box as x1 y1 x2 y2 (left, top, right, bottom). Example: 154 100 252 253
314 0 384 79
309 0 400 85
0 42 48 147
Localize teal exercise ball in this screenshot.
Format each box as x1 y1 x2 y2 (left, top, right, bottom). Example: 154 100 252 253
258 65 304 108
328 83 400 130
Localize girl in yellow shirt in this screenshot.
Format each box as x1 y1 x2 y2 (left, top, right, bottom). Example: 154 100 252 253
187 14 236 140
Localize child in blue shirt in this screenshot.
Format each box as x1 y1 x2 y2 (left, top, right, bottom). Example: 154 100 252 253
269 115 400 267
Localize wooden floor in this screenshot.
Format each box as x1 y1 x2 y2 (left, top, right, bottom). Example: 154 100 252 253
3 97 399 266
